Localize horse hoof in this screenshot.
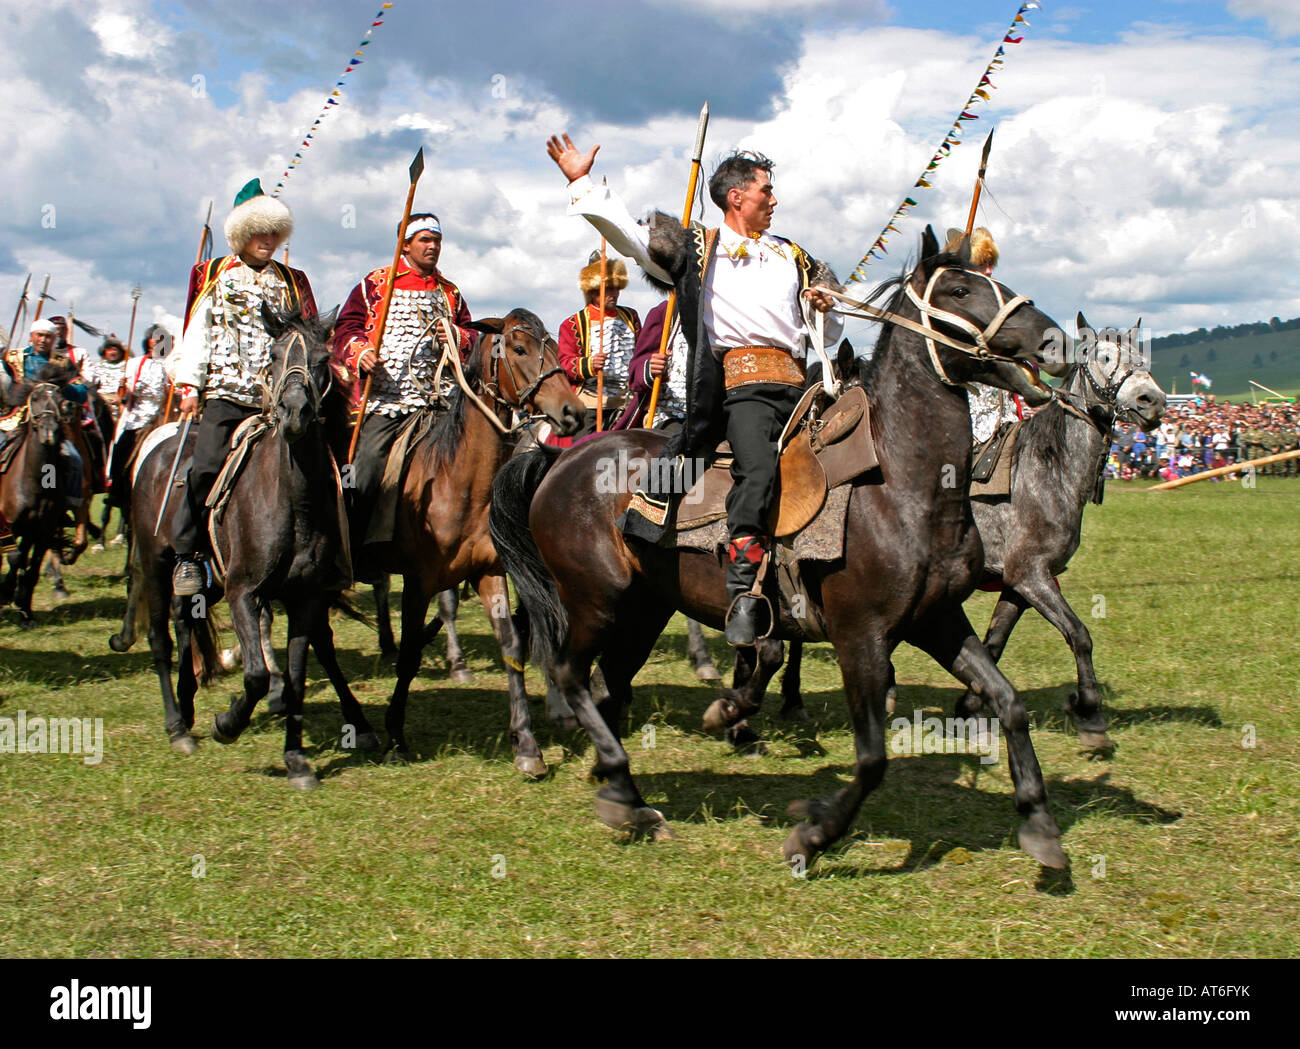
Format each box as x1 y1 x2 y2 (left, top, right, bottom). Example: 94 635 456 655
782 825 818 872
1019 825 1069 870
211 713 240 745
780 705 810 724
702 697 738 735
111 534 126 547
108 633 131 653
170 734 198 756
18 617 36 631
514 754 548 779
1077 730 1114 752
353 731 382 752
383 746 413 766
285 751 319 790
91 543 106 554
449 667 474 684
595 797 670 840
693 662 721 682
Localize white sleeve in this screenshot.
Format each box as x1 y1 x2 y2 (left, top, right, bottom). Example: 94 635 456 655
168 300 212 391
566 175 674 286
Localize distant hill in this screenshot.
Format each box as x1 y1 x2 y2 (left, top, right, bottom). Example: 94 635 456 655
1147 318 1300 401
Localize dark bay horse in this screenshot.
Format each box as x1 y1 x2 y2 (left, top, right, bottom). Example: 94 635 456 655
0 381 69 625
378 310 582 771
491 228 1071 871
205 308 382 788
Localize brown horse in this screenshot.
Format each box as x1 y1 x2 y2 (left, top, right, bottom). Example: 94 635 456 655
491 229 1072 871
378 309 581 771
0 382 68 624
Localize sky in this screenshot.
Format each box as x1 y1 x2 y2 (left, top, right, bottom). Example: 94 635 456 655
2 0 1298 356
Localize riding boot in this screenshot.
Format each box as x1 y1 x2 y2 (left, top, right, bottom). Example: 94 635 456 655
724 535 769 648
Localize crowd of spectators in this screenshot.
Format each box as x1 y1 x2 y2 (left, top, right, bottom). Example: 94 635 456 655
1106 395 1299 481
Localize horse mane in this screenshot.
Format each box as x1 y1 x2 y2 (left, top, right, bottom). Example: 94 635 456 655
1014 364 1081 470
419 326 489 475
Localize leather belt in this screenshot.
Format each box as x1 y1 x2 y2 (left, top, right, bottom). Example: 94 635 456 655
722 346 805 391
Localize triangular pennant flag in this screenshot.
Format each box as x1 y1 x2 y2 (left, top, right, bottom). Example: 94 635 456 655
974 89 991 101
903 198 918 207
1004 34 1023 43
915 177 931 188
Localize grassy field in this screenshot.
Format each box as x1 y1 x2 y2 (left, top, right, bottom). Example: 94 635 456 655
1149 327 1300 401
1 480 1297 958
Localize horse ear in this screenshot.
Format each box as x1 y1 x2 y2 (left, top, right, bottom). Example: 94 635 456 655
836 338 855 380
1076 311 1091 337
316 306 339 333
465 318 504 335
261 303 287 340
920 225 940 262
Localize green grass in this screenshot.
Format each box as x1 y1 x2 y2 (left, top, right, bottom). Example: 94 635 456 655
1 482 1297 957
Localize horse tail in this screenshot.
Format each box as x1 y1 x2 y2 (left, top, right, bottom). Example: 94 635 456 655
489 445 566 666
184 596 222 686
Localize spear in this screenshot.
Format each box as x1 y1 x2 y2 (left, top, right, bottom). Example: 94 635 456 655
32 274 52 323
349 147 427 464
126 283 143 349
196 200 214 267
8 273 30 346
594 237 608 432
963 128 995 239
646 101 709 426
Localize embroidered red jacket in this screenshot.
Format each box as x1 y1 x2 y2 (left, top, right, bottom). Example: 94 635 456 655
331 264 473 407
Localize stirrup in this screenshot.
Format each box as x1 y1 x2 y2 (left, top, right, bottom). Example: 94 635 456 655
724 591 773 647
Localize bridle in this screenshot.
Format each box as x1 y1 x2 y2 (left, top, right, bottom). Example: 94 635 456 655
26 383 62 443
826 265 1034 388
419 316 564 437
261 329 330 425
1054 336 1147 433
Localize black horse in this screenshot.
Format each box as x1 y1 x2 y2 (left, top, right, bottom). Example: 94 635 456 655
491 228 1069 871
204 307 380 788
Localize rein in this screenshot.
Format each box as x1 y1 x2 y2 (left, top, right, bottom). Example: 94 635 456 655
261 330 331 427
419 317 561 437
825 267 1033 388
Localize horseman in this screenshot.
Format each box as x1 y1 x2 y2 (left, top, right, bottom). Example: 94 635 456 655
553 250 640 441
168 178 315 596
1 317 88 523
87 337 130 426
547 134 842 646
612 296 690 434
331 211 474 572
107 325 171 506
949 227 1023 444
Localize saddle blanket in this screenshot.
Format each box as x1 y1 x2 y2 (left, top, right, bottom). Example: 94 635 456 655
131 421 182 486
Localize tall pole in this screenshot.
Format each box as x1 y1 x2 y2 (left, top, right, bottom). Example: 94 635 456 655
646 102 709 426
126 283 142 350
7 273 30 346
195 200 214 267
349 148 427 464
964 128 995 239
32 274 51 323
594 237 608 432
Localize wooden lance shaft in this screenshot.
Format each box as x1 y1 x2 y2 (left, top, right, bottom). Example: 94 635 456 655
349 149 426 464
1148 448 1300 490
646 102 708 426
32 275 51 324
964 128 995 240
595 238 608 432
7 275 30 346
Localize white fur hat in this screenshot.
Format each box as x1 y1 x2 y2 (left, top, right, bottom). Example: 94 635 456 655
223 178 293 254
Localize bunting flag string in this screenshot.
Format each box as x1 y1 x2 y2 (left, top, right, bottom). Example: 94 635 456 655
847 1 1041 283
272 3 395 196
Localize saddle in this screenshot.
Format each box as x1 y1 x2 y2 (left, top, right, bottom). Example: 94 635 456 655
970 419 1024 498
364 409 439 547
675 385 879 534
206 415 270 525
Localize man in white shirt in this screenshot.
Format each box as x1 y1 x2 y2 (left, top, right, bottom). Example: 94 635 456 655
547 133 841 645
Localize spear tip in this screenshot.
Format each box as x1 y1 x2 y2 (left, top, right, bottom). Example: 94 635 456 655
409 147 425 183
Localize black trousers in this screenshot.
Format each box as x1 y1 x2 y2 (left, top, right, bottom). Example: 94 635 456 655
722 382 804 541
171 398 258 558
350 410 409 549
107 427 138 506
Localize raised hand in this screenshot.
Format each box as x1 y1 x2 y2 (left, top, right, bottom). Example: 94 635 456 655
546 133 600 183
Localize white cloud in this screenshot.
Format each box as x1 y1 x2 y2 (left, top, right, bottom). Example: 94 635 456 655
3 4 1299 356
1228 0 1300 38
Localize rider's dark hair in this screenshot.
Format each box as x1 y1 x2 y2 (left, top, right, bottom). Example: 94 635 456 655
708 151 774 211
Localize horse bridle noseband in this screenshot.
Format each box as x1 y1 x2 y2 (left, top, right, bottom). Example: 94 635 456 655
826 266 1034 388
1053 338 1145 433
262 330 331 423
